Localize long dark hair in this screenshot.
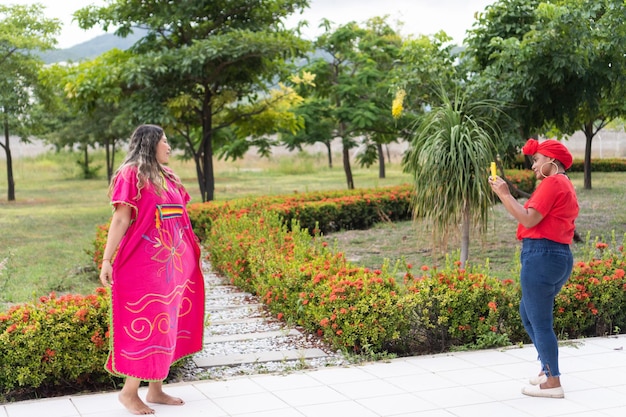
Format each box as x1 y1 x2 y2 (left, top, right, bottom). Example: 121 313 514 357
108 124 183 199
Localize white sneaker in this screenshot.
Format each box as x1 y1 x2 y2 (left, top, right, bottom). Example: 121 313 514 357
521 384 564 398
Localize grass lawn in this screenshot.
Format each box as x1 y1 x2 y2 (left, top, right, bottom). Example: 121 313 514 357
1 148 624 306
327 171 626 279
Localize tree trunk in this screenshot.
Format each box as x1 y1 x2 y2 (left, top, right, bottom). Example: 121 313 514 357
105 138 116 183
326 140 333 169
105 139 112 182
83 145 89 179
111 141 116 181
460 200 470 268
2 116 15 201
342 144 354 189
583 122 594 190
199 104 216 202
200 131 215 202
377 143 385 179
193 150 204 198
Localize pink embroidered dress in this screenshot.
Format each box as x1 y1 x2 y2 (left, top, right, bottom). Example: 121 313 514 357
106 166 205 381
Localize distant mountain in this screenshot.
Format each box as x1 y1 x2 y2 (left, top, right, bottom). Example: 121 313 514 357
39 30 148 64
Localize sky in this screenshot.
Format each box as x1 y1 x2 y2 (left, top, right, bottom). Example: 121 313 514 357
8 0 496 49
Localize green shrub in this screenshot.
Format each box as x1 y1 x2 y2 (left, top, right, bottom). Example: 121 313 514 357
0 289 114 397
205 199 626 356
206 210 415 354
185 180 533 243
504 169 537 196
512 155 626 172
570 158 626 172
6 181 626 399
554 236 626 338
402 258 524 353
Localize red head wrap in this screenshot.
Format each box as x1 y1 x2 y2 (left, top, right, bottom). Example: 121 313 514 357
521 138 573 170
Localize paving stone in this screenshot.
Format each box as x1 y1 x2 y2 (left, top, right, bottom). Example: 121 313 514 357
189 265 347 379
193 348 330 368
208 317 268 325
206 303 264 311
204 329 300 343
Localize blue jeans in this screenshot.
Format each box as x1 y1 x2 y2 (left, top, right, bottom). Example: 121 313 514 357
519 238 573 377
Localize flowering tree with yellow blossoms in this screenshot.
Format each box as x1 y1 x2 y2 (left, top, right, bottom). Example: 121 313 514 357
283 17 403 187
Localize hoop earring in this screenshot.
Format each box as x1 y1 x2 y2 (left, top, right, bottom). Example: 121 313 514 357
539 161 559 178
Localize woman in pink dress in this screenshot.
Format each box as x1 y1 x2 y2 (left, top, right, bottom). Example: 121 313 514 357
99 124 205 415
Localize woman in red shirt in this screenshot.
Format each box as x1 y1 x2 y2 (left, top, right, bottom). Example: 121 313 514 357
489 138 578 399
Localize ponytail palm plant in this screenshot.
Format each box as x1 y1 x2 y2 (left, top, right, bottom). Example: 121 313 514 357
402 87 504 268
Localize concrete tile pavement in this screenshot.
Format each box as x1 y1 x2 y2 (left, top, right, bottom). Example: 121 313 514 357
2 335 625 417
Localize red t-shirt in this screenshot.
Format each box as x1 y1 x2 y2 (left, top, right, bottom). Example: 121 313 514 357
516 174 579 244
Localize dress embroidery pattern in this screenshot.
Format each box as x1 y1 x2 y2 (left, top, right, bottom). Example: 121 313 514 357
146 204 188 281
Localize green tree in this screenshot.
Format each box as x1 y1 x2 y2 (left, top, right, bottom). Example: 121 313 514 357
392 31 460 127
76 0 311 201
38 49 138 181
286 21 366 189
402 87 503 268
285 18 403 188
280 91 336 168
388 31 466 180
0 3 60 200
465 0 626 189
344 17 403 179
461 0 540 163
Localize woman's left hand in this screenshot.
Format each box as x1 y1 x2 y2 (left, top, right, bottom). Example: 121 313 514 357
99 261 113 287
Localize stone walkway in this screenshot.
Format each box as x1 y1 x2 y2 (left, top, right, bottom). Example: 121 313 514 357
189 265 347 379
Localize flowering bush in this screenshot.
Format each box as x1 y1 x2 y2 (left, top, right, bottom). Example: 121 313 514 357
403 258 524 353
91 185 626 358
511 156 626 173
206 210 415 353
504 170 537 197
90 223 110 267
95 183 536 266
555 236 626 338
298 255 416 353
197 191 626 355
0 289 114 396
187 185 415 242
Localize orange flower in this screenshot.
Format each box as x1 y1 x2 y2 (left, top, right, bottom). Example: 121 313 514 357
41 348 56 363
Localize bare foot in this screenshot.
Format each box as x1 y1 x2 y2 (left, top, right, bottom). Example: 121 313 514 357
119 392 155 415
145 391 185 406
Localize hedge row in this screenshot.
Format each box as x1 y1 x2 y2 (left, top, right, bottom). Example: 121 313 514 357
187 170 536 243
205 204 626 356
0 169 554 399
0 290 116 400
512 157 626 172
